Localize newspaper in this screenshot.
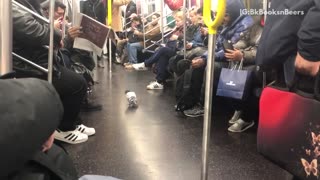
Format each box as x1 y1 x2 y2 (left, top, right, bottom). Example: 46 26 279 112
73 13 117 55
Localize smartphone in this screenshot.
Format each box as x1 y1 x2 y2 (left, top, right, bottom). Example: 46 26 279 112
223 40 234 51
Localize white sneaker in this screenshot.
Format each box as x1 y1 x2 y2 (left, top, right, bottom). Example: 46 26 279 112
147 81 164 90
54 129 88 144
228 119 254 133
228 110 242 124
76 124 96 136
132 63 147 71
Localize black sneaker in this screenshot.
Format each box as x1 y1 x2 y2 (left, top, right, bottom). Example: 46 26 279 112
183 104 204 117
81 100 102 112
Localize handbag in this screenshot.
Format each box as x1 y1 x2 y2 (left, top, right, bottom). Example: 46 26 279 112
257 71 320 179
216 61 253 100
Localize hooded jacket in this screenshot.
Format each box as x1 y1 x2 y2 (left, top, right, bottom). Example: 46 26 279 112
0 78 63 178
214 0 254 61
256 0 320 70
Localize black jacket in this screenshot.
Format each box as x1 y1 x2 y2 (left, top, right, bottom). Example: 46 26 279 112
256 0 320 69
0 79 63 179
81 0 106 24
12 0 62 69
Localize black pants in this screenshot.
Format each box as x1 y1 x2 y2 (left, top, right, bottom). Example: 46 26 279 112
190 66 206 105
52 66 87 131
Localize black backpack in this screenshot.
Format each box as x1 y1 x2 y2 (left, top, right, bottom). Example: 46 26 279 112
175 68 195 112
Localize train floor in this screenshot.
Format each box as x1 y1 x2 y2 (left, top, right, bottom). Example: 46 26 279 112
63 63 293 180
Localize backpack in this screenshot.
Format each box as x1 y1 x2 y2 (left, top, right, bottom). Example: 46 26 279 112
175 68 195 112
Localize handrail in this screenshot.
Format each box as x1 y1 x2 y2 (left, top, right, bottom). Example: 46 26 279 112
0 0 13 76
12 52 49 73
201 0 226 180
203 0 226 35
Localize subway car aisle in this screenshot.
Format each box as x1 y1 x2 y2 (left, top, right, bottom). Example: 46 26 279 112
64 63 293 180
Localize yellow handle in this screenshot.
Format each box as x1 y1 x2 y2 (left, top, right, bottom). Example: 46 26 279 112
203 0 226 34
108 0 112 26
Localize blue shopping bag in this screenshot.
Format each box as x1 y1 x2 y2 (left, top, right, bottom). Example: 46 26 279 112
216 67 253 100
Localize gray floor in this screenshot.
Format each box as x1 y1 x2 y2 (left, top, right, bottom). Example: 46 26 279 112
64 64 294 180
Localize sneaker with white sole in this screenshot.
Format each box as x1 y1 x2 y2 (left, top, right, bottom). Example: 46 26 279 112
76 124 96 136
183 104 204 117
132 63 148 71
228 119 254 133
54 129 88 144
147 81 164 90
228 110 242 124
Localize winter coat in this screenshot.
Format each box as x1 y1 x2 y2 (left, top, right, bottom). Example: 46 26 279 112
12 0 62 75
81 0 107 24
202 0 254 62
256 0 320 70
111 0 131 32
233 23 263 65
215 0 254 61
0 78 63 179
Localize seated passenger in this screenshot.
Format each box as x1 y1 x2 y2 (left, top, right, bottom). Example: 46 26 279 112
224 15 264 132
182 0 254 116
125 13 161 68
115 16 143 67
183 7 208 59
0 79 120 180
12 0 95 144
132 11 185 90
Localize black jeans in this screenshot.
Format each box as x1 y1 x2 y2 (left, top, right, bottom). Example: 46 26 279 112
52 66 87 131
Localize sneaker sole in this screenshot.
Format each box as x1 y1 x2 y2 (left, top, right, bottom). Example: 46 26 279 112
54 135 88 144
228 122 255 133
184 113 204 118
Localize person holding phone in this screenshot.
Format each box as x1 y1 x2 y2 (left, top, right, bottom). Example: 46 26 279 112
221 15 264 132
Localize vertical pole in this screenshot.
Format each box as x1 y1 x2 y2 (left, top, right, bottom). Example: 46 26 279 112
0 0 13 76
201 0 226 179
108 0 112 72
183 0 187 60
160 0 164 44
201 34 216 180
48 0 55 83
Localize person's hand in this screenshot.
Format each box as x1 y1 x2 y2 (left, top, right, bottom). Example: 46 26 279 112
54 19 61 29
68 26 82 40
170 34 178 41
295 52 320 76
200 27 208 36
192 57 205 68
42 133 55 152
60 40 64 48
186 43 193 50
133 30 140 35
225 49 243 61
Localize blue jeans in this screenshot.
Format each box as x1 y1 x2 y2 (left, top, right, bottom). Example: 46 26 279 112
127 42 143 64
144 47 175 66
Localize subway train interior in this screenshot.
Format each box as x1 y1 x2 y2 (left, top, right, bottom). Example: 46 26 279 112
1 0 319 179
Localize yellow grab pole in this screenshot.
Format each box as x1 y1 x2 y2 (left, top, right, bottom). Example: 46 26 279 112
108 0 112 72
201 0 226 180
